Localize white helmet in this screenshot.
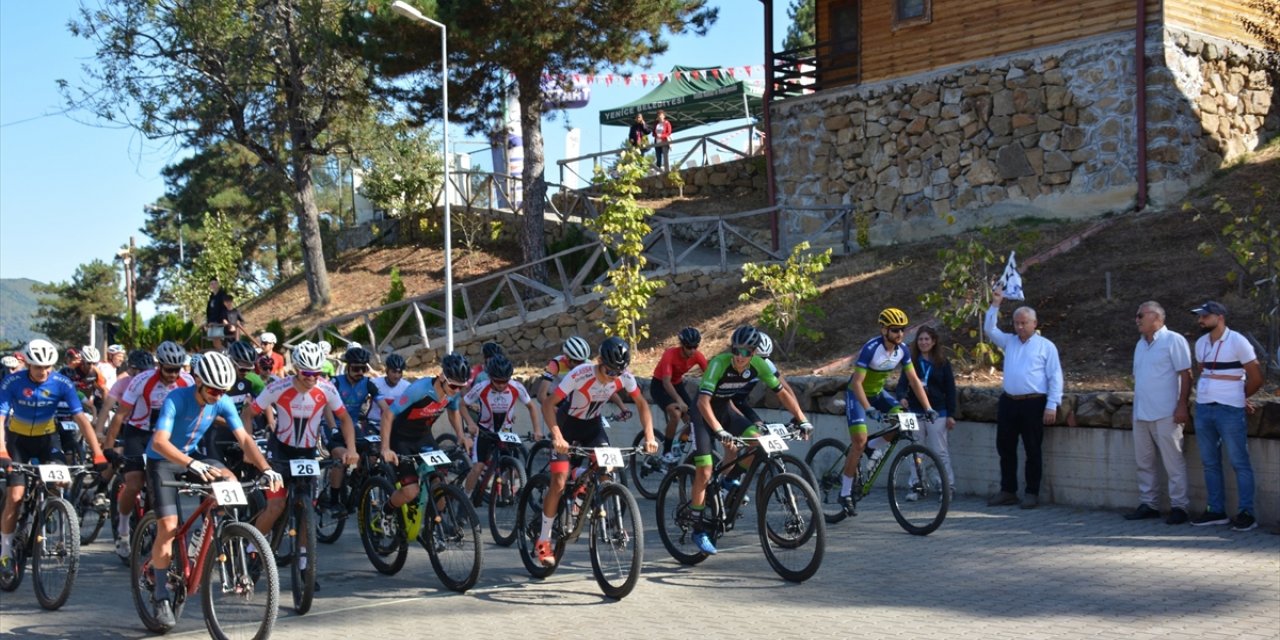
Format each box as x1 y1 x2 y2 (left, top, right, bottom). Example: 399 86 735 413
23 339 58 367
756 332 774 359
318 341 332 355
156 340 187 367
259 332 277 344
562 336 591 362
80 345 101 363
292 341 326 372
194 351 236 391
1 355 19 369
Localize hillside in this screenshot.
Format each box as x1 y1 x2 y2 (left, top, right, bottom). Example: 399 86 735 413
0 278 46 344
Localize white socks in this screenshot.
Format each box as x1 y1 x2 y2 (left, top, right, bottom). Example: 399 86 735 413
840 474 855 497
1 532 13 556
539 514 555 542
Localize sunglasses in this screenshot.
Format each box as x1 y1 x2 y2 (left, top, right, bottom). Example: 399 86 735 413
445 380 467 391
347 365 368 373
299 370 323 378
730 347 754 357
201 385 226 398
886 326 906 334
160 365 182 375
604 367 624 378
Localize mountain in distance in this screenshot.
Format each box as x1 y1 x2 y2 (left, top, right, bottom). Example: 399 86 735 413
0 278 47 344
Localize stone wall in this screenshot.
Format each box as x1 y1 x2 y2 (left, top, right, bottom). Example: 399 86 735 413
633 156 768 200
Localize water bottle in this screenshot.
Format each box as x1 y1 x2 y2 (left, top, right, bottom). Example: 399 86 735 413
719 477 742 504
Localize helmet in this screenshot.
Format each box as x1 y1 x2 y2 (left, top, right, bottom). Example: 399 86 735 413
440 353 470 384
24 340 58 366
259 332 277 344
80 346 101 363
481 341 505 360
228 341 258 369
65 348 82 362
677 327 702 348
128 349 155 371
878 307 909 327
256 354 275 372
189 353 203 370
1 355 19 370
107 344 126 355
292 341 326 372
756 332 775 359
385 353 406 371
562 336 591 362
318 341 332 355
343 347 371 365
485 355 514 381
194 351 236 391
730 325 762 350
599 336 631 370
155 341 187 367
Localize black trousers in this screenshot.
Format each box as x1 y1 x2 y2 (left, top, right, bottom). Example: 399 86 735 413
996 395 1047 495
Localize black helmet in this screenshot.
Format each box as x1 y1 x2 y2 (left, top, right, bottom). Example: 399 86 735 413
385 353 406 371
677 327 702 348
485 355 514 381
481 341 505 360
440 352 470 385
599 336 631 370
730 325 761 350
127 349 155 371
228 341 257 369
343 347 371 365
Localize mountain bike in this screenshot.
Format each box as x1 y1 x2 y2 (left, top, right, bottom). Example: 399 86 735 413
804 411 950 535
258 455 322 615
356 447 483 592
468 429 529 546
315 434 390 544
67 464 109 546
629 421 725 500
0 462 84 610
656 424 825 582
525 411 629 479
514 445 645 600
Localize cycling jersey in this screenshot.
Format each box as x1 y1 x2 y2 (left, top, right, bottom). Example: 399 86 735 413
652 347 708 385
107 373 132 402
0 370 84 437
540 355 577 381
388 377 461 440
146 386 244 460
698 353 781 400
60 364 103 405
552 363 641 420
226 374 266 412
850 336 913 395
731 357 780 399
334 374 378 422
251 377 346 448
120 369 195 430
463 379 532 431
367 377 410 422
467 363 488 387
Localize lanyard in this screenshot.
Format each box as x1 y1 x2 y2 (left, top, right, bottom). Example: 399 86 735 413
918 359 933 389
1200 330 1228 369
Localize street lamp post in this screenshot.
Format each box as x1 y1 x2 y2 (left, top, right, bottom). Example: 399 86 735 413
390 0 455 354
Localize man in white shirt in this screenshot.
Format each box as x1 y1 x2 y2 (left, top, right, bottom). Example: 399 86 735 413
984 288 1063 510
1127 301 1192 525
1188 301 1263 531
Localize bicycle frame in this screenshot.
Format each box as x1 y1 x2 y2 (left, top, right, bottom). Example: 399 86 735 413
852 416 922 496
553 448 633 545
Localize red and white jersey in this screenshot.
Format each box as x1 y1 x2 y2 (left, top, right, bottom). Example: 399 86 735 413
464 379 533 431
552 363 640 420
252 377 346 448
120 369 195 431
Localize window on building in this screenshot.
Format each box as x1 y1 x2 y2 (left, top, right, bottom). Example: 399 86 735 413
830 0 859 54
894 0 931 28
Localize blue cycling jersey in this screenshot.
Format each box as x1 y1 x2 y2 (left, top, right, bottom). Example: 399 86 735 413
334 375 378 421
0 371 85 437
146 386 244 460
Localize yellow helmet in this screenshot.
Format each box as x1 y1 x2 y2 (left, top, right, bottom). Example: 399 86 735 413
878 307 909 327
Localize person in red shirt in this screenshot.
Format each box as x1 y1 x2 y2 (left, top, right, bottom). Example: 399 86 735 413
650 327 707 461
259 332 286 376
652 109 674 172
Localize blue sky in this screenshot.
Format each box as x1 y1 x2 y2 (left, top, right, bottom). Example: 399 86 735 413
0 1 794 292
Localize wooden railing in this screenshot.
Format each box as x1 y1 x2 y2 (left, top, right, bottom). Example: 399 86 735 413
556 123 764 187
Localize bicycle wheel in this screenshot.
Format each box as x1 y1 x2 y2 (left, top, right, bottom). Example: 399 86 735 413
515 473 566 578
356 477 408 575
755 453 819 496
31 497 80 610
488 456 527 546
628 431 668 500
288 495 317 614
757 472 825 583
202 521 279 640
525 439 554 478
589 482 644 600
887 444 950 536
71 474 107 546
314 481 347 544
129 512 182 633
422 484 483 592
435 432 459 453
655 464 709 565
803 438 850 524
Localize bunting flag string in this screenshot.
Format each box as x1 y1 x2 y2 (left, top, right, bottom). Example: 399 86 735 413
516 65 763 87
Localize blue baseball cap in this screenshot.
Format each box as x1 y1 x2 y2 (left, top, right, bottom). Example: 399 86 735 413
1190 301 1228 316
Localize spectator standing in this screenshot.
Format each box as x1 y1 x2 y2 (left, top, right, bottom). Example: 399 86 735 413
1189 301 1264 531
984 288 1063 509
1127 301 1193 524
259 332 285 376
896 325 958 496
219 295 250 346
205 278 229 349
628 113 650 155
652 110 674 172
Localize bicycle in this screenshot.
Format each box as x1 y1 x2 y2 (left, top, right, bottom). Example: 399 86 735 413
524 410 629 478
258 455 322 615
68 461 110 546
656 424 825 583
514 445 645 599
129 476 278 639
0 462 84 610
314 433 390 544
356 447 483 592
628 421 726 500
468 429 529 546
107 456 149 564
804 411 951 535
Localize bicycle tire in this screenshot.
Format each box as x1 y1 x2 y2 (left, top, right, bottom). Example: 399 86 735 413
887 444 950 536
0 504 27 592
129 512 181 633
803 438 851 524
515 473 566 578
423 484 484 592
202 521 279 640
70 473 106 546
32 497 80 610
436 432 459 453
588 482 644 600
757 472 825 583
524 439 554 478
314 481 347 544
655 464 709 566
488 455 527 546
628 431 668 500
289 495 317 614
754 453 820 497
356 476 408 575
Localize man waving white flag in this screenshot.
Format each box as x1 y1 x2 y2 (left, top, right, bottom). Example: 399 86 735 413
996 251 1025 301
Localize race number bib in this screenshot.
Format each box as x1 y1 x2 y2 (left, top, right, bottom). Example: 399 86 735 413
594 447 624 468
766 424 790 438
60 421 79 432
39 464 72 483
756 435 788 453
420 450 452 467
290 459 319 477
211 481 248 506
498 431 522 444
897 413 920 432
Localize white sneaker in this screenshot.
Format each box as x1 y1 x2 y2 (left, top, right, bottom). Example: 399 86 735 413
115 535 131 560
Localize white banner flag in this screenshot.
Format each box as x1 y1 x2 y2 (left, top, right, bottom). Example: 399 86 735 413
997 251 1025 301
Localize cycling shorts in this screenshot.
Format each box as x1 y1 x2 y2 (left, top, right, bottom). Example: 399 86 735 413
691 398 754 463
265 439 320 500
146 457 226 519
551 405 608 462
390 432 439 486
650 382 693 412
121 425 154 473
4 432 65 486
845 389 901 433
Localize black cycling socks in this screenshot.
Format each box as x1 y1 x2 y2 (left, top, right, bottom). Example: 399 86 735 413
152 567 170 600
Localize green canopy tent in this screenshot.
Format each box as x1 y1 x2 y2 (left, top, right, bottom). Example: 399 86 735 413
598 65 764 127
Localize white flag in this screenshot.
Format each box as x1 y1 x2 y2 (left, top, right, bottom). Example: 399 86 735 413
997 251 1024 301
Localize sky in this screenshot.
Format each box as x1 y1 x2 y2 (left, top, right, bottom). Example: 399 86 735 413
0 1 795 296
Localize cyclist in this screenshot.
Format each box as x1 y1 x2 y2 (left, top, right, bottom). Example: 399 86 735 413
535 337 658 568
259 332 285 376
143 351 281 627
688 326 813 555
241 341 358 544
0 355 20 377
729 332 797 426
461 355 542 495
98 344 126 392
62 346 106 418
0 339 109 578
323 346 383 509
469 341 506 387
367 353 411 426
537 336 629 421
95 350 154 481
317 341 337 378
650 327 708 462
838 308 937 517
199 341 266 460
104 340 195 559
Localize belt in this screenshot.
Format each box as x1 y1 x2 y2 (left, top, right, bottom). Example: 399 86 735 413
1002 393 1047 401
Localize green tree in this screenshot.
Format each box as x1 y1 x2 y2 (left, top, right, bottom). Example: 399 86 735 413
918 237 1001 370
66 0 379 311
169 213 247 321
32 260 125 347
783 0 816 51
738 241 831 355
358 120 445 242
